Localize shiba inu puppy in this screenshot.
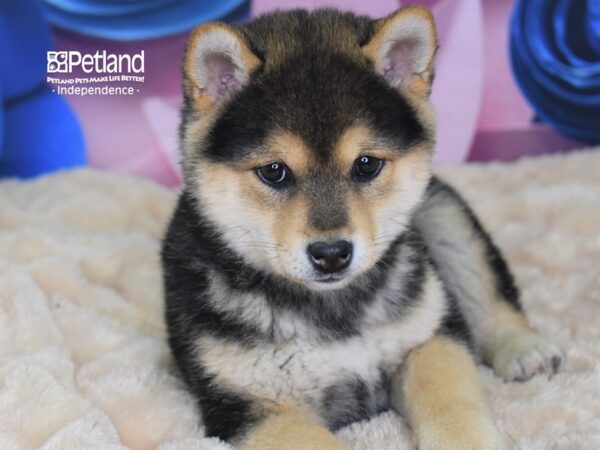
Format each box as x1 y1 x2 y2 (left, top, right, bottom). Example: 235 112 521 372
162 6 564 449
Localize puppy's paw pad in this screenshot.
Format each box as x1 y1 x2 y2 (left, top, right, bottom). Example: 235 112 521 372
492 333 565 382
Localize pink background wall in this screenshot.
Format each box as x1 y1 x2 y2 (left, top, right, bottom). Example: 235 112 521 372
52 0 585 186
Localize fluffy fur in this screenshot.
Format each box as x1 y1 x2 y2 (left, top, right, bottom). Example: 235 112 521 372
164 7 564 448
0 150 598 448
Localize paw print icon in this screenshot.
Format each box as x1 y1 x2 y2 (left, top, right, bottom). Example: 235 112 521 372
47 51 68 73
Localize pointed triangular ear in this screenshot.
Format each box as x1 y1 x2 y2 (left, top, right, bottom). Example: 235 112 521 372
184 23 261 114
362 6 437 98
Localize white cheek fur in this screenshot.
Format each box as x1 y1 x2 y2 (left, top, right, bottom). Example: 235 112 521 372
373 162 431 257
194 158 431 290
195 174 280 272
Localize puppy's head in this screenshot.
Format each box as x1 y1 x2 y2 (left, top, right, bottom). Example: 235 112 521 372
181 7 437 290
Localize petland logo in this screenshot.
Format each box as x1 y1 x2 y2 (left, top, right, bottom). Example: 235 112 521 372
47 50 145 96
47 50 145 74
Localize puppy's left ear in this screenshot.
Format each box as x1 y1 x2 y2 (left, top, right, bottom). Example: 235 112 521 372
362 6 437 97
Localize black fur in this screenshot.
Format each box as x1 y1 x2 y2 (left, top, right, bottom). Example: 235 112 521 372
163 8 519 444
438 293 473 347
321 375 389 430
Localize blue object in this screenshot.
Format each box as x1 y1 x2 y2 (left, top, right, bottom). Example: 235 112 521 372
43 0 250 41
0 83 4 156
589 0 600 54
44 0 177 17
0 88 85 178
510 0 600 143
0 0 86 178
0 1 52 100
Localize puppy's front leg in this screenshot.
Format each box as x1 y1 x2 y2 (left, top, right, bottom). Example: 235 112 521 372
391 336 505 450
415 177 564 381
239 407 347 450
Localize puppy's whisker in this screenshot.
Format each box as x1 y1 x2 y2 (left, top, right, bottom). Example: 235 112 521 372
256 255 281 265
241 243 281 249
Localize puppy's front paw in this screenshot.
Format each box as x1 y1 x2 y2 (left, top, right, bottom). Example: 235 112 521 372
239 409 347 450
491 332 565 382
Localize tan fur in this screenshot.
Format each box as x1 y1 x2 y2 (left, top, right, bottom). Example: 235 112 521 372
362 5 437 98
181 112 218 162
257 131 313 173
394 336 505 450
333 124 400 168
333 125 434 261
370 146 432 256
401 87 437 138
193 160 281 273
479 301 533 364
239 408 347 450
271 193 313 279
478 301 559 382
193 131 317 282
190 143 322 285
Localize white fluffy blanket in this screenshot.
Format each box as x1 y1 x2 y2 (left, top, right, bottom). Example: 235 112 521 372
1 150 598 450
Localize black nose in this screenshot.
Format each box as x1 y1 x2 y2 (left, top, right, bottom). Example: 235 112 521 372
307 240 353 274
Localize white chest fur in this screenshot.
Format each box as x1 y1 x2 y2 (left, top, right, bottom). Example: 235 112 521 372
194 271 447 407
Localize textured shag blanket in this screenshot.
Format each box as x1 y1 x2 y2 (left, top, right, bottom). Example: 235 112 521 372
0 150 599 450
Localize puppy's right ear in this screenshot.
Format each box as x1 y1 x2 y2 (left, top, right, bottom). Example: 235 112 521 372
184 23 261 114
362 6 437 98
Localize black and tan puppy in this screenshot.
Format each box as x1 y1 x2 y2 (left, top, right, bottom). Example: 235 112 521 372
162 6 564 449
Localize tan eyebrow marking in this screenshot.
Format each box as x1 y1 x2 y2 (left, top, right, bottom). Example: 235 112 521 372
334 124 401 170
234 131 313 173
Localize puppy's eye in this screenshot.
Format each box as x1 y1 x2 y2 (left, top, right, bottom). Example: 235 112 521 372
353 155 384 181
256 162 292 187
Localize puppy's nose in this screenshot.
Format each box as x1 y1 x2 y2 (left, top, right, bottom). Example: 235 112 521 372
307 240 353 273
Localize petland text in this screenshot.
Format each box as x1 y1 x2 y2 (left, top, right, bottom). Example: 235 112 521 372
47 50 145 74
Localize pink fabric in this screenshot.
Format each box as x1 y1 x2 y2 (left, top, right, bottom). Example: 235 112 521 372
54 30 186 187
427 0 483 163
468 0 585 161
